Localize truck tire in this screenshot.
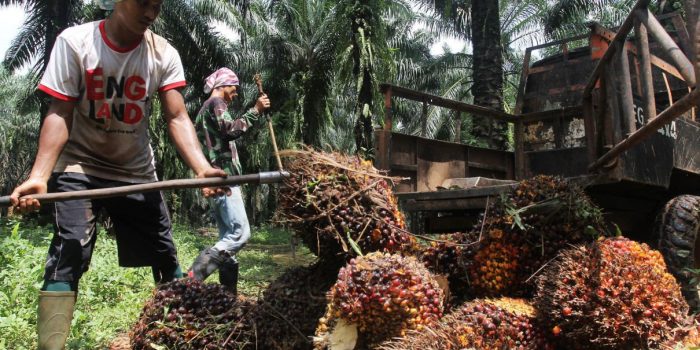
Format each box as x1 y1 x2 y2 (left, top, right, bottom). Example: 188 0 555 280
655 195 700 311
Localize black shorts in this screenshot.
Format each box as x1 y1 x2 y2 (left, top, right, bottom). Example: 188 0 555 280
43 172 179 282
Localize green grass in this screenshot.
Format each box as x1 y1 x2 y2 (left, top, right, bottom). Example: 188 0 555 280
0 218 311 350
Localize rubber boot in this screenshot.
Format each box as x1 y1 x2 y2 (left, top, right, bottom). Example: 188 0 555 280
188 247 224 281
219 259 239 295
38 291 76 350
152 264 184 284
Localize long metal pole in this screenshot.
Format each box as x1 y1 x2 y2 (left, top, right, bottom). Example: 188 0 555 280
583 0 651 98
685 0 700 87
602 65 618 146
589 88 700 171
636 8 696 85
0 171 290 208
583 95 597 163
634 18 657 121
615 42 636 136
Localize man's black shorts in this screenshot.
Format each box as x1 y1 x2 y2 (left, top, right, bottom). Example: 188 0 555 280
43 172 179 282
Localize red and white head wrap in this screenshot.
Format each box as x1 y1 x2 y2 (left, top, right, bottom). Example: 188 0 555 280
203 68 240 94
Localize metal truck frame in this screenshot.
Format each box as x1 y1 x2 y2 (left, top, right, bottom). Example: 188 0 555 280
374 0 700 307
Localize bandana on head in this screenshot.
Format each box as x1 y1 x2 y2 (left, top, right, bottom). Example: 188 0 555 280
95 0 121 10
203 68 240 94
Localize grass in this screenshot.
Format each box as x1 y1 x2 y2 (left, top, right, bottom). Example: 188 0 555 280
0 218 313 350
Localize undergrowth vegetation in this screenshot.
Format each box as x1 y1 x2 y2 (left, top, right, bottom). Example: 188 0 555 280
0 218 305 349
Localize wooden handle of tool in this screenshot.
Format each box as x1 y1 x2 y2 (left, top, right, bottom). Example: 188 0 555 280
0 171 289 208
253 73 284 171
254 73 265 95
268 119 284 170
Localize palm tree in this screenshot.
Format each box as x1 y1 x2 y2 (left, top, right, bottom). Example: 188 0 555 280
542 0 683 40
1 0 92 75
1 1 100 119
408 0 548 149
333 0 414 156
262 0 340 147
410 0 508 149
0 68 39 197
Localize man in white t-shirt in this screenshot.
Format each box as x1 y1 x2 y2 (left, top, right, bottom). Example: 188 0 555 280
9 1 228 348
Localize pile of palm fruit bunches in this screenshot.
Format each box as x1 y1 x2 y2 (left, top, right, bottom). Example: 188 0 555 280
131 278 257 349
129 150 700 349
423 175 610 299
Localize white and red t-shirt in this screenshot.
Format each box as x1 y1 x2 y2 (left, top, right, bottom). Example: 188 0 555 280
39 20 186 183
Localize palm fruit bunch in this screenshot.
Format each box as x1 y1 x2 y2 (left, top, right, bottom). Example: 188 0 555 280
469 236 524 296
276 149 416 262
421 231 479 302
377 298 552 350
535 237 689 349
131 278 256 350
255 262 341 350
466 175 606 296
315 252 445 348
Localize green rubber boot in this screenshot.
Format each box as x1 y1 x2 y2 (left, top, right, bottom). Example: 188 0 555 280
38 291 76 350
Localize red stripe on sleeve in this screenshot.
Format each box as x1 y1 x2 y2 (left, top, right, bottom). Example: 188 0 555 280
159 81 187 92
38 84 79 102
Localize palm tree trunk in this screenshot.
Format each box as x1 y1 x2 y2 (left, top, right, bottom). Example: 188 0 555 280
471 0 508 150
350 2 375 156
353 67 374 155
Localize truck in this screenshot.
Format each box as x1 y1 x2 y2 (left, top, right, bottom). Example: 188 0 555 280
374 0 700 309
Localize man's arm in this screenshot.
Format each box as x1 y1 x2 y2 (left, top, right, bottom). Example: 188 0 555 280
159 89 228 197
215 94 270 141
10 99 74 212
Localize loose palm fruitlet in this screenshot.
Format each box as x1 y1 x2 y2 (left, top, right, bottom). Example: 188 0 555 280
315 252 445 348
378 298 552 350
255 262 341 350
468 175 606 297
535 237 689 349
276 149 416 262
131 279 256 350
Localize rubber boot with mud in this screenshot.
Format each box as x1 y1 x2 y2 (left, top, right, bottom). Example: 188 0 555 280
219 259 239 295
188 247 224 281
38 291 76 350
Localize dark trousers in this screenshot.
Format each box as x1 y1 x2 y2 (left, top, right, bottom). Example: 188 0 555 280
44 172 179 283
